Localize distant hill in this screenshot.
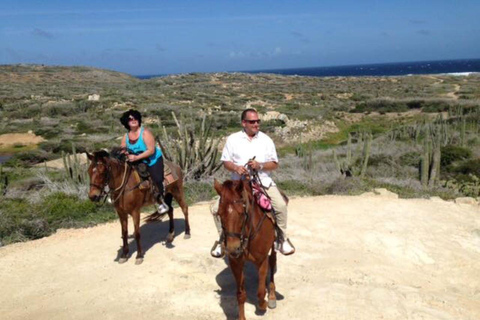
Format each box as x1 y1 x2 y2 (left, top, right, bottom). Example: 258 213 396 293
0 64 138 84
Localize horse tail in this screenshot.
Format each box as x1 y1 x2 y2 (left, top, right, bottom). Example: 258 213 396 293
143 211 167 223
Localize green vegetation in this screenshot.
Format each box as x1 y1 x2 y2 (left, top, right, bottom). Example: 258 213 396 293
1 65 479 246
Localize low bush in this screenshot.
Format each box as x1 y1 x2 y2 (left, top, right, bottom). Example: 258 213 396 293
0 193 116 246
441 145 472 166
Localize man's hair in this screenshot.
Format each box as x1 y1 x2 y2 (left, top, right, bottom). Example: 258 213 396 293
241 108 258 121
120 109 143 130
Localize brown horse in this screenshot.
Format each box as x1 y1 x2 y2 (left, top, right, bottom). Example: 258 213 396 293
214 178 277 320
86 150 190 264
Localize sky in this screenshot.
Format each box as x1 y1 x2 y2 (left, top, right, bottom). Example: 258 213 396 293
1 0 479 76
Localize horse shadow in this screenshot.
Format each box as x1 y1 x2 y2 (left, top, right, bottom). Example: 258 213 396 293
215 258 284 319
114 216 186 262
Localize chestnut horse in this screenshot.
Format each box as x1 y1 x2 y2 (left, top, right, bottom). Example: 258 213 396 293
214 178 277 320
87 150 190 264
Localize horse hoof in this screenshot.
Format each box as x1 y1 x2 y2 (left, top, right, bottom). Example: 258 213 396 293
166 233 174 243
268 299 277 309
184 234 191 239
118 257 128 264
135 258 144 265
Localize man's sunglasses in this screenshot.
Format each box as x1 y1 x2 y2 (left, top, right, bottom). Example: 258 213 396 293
244 119 261 124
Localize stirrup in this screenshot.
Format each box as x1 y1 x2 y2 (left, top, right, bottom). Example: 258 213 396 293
280 238 295 256
157 202 169 214
210 240 225 258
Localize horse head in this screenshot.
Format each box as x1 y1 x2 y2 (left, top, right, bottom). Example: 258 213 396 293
86 150 111 202
214 179 253 258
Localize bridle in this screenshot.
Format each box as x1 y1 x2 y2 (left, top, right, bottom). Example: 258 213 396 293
89 161 111 202
220 180 268 258
89 158 130 204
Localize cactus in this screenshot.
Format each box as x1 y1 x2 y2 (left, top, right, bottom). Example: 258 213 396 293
62 143 88 186
360 133 372 178
420 133 430 187
333 131 372 178
159 112 222 180
0 165 8 196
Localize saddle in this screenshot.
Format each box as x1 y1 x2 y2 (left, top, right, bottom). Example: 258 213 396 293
132 160 178 191
250 179 289 225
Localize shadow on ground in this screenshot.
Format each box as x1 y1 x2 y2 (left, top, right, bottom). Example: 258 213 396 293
114 217 187 262
215 258 284 319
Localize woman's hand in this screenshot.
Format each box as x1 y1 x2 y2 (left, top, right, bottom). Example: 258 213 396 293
127 154 138 162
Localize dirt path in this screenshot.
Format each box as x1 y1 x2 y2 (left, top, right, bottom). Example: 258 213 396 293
1 194 479 320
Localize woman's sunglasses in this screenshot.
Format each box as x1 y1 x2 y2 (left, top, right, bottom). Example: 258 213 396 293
128 117 137 122
244 119 261 124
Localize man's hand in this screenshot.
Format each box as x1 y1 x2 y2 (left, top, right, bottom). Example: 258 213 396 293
247 159 262 171
234 164 249 176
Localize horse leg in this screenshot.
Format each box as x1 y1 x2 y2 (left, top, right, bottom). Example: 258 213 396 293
118 214 129 264
256 258 269 312
268 249 277 309
174 190 190 239
230 258 247 320
165 193 175 243
133 210 143 265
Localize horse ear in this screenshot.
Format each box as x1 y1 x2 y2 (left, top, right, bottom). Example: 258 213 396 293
214 179 223 195
86 152 94 161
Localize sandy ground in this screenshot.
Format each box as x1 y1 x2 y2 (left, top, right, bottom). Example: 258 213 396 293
0 132 44 147
1 194 480 320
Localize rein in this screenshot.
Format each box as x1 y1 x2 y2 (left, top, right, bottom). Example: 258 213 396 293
90 159 131 204
222 178 270 257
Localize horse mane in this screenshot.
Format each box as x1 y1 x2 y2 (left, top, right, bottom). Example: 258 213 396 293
221 180 254 212
110 147 126 162
93 150 110 161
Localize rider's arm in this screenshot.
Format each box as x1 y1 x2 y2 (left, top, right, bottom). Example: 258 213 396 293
223 161 249 175
247 159 278 171
128 129 156 161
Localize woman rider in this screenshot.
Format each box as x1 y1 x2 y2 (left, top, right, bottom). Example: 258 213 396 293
120 109 169 214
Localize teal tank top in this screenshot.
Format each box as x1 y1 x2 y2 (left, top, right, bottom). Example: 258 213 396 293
125 127 162 167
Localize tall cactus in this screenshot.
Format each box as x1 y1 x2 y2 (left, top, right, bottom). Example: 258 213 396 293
159 112 222 180
360 133 372 178
0 165 8 196
333 131 372 178
62 143 88 186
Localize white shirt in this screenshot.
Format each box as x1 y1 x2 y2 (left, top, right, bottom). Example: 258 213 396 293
221 130 279 187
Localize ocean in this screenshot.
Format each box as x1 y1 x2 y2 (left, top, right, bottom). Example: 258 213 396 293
137 59 480 79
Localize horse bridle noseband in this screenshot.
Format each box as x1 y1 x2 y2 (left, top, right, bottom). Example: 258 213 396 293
89 161 111 201
221 198 249 256
220 185 268 258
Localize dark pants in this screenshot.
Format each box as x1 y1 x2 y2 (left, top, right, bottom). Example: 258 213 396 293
147 157 164 202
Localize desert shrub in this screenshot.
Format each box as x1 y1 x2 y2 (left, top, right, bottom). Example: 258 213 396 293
452 159 480 176
6 150 50 166
34 127 59 139
277 180 317 196
441 145 472 166
325 177 370 195
184 181 217 205
0 194 116 246
399 151 421 167
368 154 393 167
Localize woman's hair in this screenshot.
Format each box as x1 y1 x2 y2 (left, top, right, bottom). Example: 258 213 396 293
120 109 142 130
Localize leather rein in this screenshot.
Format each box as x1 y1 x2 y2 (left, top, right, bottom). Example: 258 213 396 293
221 179 269 258
89 159 131 204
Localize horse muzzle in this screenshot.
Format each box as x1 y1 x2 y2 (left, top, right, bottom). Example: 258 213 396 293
88 193 102 202
225 239 244 258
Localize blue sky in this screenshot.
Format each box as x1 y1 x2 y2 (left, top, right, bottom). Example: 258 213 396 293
1 0 479 75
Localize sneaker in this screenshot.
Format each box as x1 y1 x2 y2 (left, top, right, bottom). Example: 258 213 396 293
210 240 225 258
157 203 169 214
279 238 295 255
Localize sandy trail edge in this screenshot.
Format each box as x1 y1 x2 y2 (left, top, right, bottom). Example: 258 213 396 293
1 195 479 320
